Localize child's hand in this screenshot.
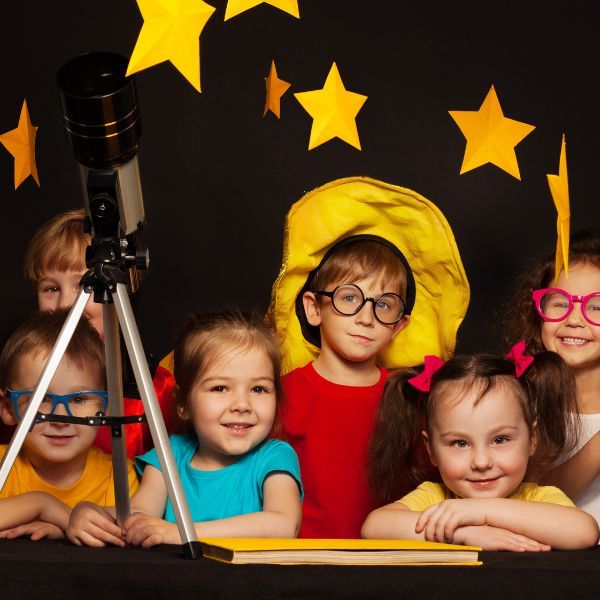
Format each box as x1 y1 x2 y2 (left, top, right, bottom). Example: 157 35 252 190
416 499 489 543
452 525 551 552
123 512 180 547
0 521 64 541
67 502 125 548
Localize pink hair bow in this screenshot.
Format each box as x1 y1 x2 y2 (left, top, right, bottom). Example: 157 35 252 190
506 340 534 377
408 355 445 392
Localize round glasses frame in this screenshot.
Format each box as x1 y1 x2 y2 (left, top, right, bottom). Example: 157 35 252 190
531 288 600 326
314 282 405 325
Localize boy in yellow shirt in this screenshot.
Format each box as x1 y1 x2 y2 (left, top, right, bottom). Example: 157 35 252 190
0 310 139 540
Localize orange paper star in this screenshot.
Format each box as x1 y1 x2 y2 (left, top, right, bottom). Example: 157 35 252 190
0 99 40 189
126 0 216 93
449 85 535 180
224 0 299 20
294 63 367 150
264 61 291 118
547 135 570 283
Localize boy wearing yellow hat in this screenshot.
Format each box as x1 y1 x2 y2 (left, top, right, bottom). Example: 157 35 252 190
269 177 469 538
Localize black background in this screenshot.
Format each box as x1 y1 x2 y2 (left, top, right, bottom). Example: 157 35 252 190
1 1 599 362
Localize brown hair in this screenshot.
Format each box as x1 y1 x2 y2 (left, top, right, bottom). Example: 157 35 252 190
24 209 90 282
501 229 600 354
173 310 284 437
311 239 408 299
367 352 578 505
0 308 106 392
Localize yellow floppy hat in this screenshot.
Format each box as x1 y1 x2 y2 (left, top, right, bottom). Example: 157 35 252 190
268 176 470 374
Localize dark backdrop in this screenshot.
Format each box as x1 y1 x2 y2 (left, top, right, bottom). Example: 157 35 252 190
1 1 598 362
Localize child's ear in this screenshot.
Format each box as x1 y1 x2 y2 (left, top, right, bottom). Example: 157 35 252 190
390 315 410 339
529 420 539 457
421 430 437 466
0 390 17 426
175 386 190 420
302 292 322 327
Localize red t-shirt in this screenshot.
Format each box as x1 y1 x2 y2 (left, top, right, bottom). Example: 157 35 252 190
281 362 389 538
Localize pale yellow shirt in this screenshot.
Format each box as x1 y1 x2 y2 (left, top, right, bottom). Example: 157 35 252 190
0 445 139 507
398 481 575 511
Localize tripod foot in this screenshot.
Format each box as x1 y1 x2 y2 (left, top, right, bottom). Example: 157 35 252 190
182 541 203 559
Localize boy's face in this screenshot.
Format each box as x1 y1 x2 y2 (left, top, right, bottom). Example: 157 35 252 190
37 269 104 338
303 275 409 365
0 350 102 471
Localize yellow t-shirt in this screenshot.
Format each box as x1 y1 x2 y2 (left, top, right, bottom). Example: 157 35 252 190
398 481 575 511
0 445 139 507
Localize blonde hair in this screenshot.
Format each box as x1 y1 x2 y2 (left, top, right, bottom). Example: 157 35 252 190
0 308 106 391
25 209 90 282
173 311 283 436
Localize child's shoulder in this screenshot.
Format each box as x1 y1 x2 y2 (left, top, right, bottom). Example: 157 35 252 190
514 483 575 507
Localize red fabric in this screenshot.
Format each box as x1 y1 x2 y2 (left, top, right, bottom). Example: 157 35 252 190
281 362 389 539
94 365 178 458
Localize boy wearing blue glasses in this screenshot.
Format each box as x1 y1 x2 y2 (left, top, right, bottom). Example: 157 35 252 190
269 178 470 538
0 310 139 540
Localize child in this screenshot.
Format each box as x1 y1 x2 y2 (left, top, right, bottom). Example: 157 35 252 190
502 229 600 527
269 177 470 538
67 311 303 547
361 351 599 550
21 208 176 457
0 310 139 540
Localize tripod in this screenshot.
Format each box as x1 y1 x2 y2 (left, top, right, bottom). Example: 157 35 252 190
0 243 202 560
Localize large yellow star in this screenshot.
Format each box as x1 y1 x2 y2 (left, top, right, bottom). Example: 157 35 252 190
547 135 570 283
224 0 299 20
294 63 367 151
449 85 535 180
0 99 40 189
126 0 216 92
264 60 291 118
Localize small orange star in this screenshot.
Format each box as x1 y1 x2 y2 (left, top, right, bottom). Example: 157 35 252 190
0 99 40 189
264 61 291 118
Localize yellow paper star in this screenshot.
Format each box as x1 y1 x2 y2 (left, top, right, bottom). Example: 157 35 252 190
224 0 299 20
0 99 40 189
547 135 570 283
264 61 291 118
294 63 367 150
126 0 216 93
449 85 535 180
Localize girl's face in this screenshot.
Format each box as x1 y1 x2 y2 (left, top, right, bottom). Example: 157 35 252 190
424 383 537 499
540 262 600 374
183 345 276 470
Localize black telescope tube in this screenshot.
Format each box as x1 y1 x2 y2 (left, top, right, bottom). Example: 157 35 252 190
57 52 142 169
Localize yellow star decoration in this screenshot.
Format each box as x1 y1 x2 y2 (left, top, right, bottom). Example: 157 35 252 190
224 0 299 20
547 135 570 283
294 63 367 151
126 0 216 93
449 85 535 180
0 99 40 189
264 61 291 118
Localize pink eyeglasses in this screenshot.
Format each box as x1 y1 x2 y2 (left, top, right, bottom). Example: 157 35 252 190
532 288 600 326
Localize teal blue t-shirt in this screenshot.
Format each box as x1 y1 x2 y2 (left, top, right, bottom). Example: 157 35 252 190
135 434 303 523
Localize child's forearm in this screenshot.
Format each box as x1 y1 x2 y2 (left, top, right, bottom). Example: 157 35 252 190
195 510 300 539
0 493 70 531
484 499 599 549
361 505 425 540
542 433 600 501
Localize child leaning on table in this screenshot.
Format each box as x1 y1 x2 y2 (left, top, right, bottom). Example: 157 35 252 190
361 348 600 550
67 311 303 548
0 310 139 540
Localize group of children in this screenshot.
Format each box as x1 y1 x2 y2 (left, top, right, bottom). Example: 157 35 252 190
0 177 599 551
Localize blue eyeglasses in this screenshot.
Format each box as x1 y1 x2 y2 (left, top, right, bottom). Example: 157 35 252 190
6 389 109 420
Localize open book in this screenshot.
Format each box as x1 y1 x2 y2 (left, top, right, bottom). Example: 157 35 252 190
198 538 481 566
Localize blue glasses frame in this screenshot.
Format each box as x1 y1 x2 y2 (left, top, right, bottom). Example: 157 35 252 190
5 389 109 420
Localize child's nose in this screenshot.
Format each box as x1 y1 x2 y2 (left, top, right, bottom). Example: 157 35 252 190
565 302 585 326
229 392 252 412
471 447 493 470
354 300 375 325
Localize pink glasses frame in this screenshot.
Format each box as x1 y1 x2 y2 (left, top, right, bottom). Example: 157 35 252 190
531 287 600 326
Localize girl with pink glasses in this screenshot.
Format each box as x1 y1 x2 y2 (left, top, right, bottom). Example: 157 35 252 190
502 229 600 529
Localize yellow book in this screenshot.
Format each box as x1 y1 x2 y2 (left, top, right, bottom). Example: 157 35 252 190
198 538 481 566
